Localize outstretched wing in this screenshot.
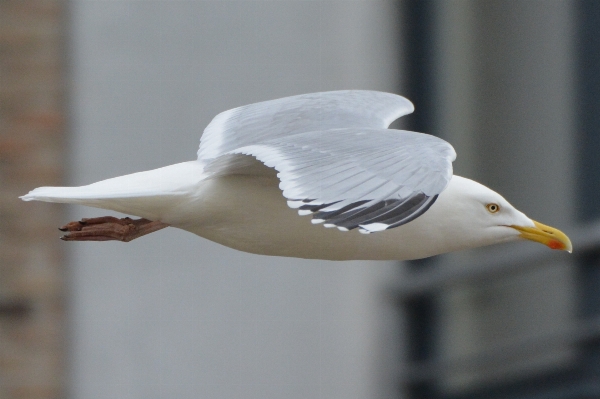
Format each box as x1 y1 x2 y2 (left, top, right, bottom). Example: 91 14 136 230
198 90 414 161
206 128 456 234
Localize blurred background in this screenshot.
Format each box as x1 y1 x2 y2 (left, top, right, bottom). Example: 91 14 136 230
0 1 598 398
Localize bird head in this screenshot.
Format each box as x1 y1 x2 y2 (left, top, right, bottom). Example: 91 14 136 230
441 176 572 253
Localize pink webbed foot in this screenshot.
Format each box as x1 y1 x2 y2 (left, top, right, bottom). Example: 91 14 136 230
59 216 168 242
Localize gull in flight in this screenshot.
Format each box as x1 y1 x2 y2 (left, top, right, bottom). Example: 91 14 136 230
21 91 572 260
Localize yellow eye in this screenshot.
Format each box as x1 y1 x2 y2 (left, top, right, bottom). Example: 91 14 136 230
486 203 500 213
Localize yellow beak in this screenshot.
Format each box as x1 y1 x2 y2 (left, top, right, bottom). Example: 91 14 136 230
511 220 572 253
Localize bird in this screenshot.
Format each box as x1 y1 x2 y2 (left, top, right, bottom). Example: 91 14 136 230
21 90 572 260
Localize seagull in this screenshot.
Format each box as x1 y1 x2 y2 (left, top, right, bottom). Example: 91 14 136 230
21 90 572 260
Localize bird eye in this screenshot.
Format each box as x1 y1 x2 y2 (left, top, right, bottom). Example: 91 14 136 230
486 203 500 213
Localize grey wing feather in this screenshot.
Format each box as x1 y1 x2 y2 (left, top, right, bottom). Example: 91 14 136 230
214 128 456 233
198 90 414 161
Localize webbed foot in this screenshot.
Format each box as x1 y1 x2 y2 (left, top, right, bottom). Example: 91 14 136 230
59 216 168 242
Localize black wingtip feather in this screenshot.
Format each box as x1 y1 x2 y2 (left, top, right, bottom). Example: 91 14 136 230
307 193 438 232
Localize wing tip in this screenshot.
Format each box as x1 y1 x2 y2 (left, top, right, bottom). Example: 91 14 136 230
358 222 389 233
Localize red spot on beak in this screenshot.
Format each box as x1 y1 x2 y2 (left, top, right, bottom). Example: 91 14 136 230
548 239 564 250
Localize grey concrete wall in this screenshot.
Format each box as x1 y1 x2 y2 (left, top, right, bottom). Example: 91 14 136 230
67 2 401 399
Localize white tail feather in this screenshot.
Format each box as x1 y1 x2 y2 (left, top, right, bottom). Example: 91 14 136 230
20 161 206 220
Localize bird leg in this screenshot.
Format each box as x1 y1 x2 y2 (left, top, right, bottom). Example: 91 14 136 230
59 216 169 242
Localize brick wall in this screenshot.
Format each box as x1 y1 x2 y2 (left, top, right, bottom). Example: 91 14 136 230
0 1 66 398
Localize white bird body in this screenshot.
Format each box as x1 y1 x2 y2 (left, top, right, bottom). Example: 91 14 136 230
185 173 529 260
25 160 530 260
21 91 571 259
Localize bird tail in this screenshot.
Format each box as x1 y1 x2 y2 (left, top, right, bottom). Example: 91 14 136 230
20 161 206 221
